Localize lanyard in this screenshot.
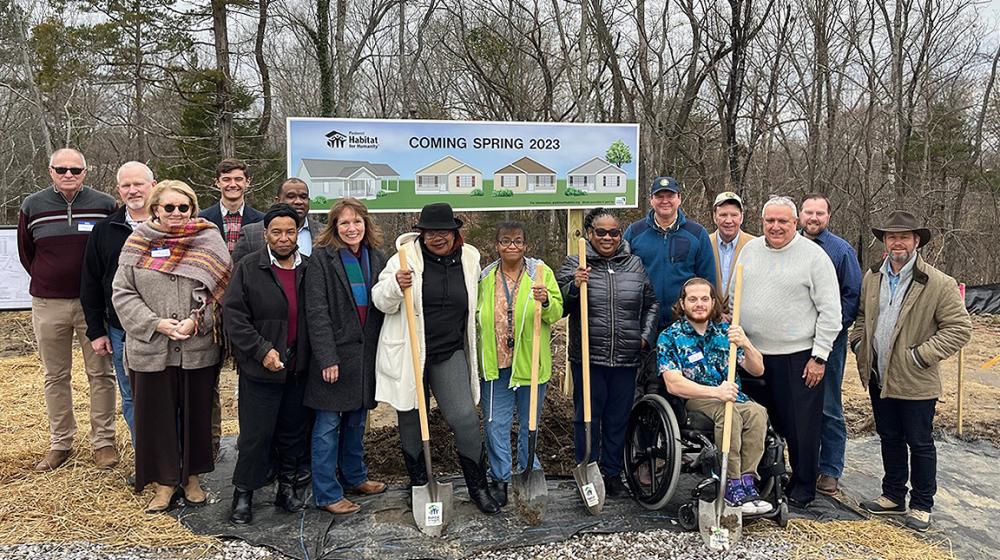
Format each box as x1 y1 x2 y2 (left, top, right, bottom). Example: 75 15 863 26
499 262 524 345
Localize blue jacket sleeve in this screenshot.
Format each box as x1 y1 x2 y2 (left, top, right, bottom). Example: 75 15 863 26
839 246 863 327
696 229 716 286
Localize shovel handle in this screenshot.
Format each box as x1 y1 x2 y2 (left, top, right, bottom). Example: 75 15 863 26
528 262 544 431
721 265 743 453
578 238 592 424
399 246 431 442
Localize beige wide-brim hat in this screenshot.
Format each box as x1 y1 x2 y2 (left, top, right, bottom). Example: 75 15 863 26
871 210 932 248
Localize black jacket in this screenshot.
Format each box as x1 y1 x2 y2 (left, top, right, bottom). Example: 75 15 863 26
81 206 134 340
223 247 310 383
304 244 387 412
557 240 660 368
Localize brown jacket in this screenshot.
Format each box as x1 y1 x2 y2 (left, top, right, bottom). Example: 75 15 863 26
849 254 971 400
709 230 755 297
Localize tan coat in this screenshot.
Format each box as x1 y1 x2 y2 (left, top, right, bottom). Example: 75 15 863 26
709 230 755 297
849 254 971 400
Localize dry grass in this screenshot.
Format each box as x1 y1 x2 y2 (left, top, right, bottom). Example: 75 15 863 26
752 519 956 560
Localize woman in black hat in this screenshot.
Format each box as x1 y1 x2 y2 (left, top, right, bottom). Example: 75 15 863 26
371 202 500 514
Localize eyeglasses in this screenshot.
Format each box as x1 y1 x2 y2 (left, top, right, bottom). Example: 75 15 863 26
593 228 622 238
160 204 191 214
51 166 85 175
498 239 525 248
423 230 455 239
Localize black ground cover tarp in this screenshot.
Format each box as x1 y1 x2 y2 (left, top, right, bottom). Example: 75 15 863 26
966 283 1000 315
174 437 859 560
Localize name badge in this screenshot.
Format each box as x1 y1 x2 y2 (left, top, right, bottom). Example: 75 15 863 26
151 247 170 258
687 351 705 363
77 222 94 232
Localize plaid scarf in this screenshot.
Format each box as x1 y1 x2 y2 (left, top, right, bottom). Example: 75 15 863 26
339 246 371 326
120 219 232 303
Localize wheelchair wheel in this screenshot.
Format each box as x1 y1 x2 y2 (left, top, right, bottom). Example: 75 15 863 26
678 502 698 531
777 501 789 528
623 393 682 510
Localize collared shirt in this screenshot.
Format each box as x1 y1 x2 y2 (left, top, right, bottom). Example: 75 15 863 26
717 234 738 293
808 228 863 328
221 201 246 252
881 251 916 301
298 219 313 257
657 319 748 402
267 246 302 269
124 209 144 231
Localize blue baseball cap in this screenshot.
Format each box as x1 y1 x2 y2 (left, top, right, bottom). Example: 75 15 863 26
650 176 681 194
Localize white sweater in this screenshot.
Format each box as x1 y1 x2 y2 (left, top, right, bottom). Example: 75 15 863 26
732 234 842 359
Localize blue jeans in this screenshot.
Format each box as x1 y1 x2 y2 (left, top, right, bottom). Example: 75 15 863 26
108 326 135 446
819 329 848 478
311 408 368 506
480 367 546 482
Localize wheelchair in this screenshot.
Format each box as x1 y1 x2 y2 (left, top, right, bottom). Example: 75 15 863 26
622 371 790 530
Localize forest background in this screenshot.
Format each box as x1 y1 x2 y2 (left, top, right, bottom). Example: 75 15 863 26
3 0 1000 283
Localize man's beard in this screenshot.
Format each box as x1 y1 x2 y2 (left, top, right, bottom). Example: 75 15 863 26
889 249 913 264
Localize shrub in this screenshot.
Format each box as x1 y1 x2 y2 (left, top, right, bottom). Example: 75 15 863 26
564 187 586 196
470 188 484 196
376 190 390 198
311 196 329 205
492 188 514 197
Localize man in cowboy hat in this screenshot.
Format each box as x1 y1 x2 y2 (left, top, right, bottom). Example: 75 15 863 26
850 210 971 531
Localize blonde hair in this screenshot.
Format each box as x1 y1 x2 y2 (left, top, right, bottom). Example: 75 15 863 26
147 180 200 219
315 197 383 250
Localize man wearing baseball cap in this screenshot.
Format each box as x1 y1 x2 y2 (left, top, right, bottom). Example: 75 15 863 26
850 210 970 531
709 191 755 298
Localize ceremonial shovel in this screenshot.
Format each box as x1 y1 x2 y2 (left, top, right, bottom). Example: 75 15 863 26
572 238 605 515
699 264 744 550
511 262 548 525
399 246 453 537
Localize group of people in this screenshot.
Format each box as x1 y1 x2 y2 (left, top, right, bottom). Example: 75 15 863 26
19 148 970 534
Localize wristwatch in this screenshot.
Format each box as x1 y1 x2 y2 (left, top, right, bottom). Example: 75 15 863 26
811 355 826 365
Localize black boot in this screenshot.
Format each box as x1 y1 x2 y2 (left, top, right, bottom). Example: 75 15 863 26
458 452 501 515
229 487 253 525
488 480 508 507
275 471 306 513
402 449 428 508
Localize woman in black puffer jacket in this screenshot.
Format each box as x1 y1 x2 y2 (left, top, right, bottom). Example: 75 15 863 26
557 207 659 498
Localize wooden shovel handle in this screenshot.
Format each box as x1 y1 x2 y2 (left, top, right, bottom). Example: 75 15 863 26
721 264 743 453
578 238 591 423
528 262 544 431
399 246 431 442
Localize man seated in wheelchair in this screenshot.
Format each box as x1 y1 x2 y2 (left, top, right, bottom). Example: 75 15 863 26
656 277 771 514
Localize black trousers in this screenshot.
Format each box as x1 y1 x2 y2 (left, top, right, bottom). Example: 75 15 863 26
869 382 938 511
762 350 824 503
232 374 310 491
131 365 219 492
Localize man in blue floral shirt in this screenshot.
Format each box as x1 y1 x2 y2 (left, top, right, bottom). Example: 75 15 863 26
657 277 770 514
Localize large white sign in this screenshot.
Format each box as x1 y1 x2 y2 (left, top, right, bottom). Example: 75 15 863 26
0 228 32 310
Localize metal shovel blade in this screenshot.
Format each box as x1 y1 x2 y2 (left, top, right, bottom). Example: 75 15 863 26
411 479 454 537
572 461 605 515
698 497 743 551
512 432 548 525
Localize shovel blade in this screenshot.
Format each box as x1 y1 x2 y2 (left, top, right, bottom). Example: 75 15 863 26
512 468 548 526
697 498 742 551
572 462 605 515
411 480 453 537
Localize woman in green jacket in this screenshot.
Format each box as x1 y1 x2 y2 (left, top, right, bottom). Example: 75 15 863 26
476 221 563 507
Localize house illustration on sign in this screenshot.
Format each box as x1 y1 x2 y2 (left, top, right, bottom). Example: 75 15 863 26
297 158 400 200
414 156 482 194
493 156 557 193
565 156 628 192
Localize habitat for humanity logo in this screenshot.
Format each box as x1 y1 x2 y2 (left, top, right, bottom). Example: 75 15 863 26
326 130 378 150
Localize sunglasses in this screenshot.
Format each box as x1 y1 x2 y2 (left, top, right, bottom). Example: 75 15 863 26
160 204 191 214
51 166 85 175
593 227 622 238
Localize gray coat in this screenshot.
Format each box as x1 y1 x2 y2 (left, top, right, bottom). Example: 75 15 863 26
303 243 387 411
232 216 324 265
557 240 660 369
112 265 222 372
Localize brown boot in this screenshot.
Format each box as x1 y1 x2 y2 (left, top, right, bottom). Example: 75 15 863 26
321 498 361 514
34 449 71 472
94 446 120 469
348 480 388 495
183 475 207 505
146 484 176 513
816 474 839 496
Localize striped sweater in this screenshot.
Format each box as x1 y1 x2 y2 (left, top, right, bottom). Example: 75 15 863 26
18 186 117 298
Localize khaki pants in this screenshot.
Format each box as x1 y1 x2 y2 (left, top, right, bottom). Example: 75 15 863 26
31 297 115 451
686 398 768 479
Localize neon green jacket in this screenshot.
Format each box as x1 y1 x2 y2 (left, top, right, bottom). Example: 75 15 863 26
476 257 563 387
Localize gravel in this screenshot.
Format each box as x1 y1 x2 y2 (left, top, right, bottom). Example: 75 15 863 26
0 530 796 560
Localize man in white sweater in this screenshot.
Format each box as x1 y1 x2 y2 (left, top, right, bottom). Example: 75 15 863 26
732 196 841 508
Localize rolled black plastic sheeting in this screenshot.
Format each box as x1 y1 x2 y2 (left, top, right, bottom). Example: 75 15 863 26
966 284 1000 315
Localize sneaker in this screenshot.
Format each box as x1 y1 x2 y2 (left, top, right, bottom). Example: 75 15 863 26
905 509 931 532
740 474 773 514
861 495 906 515
724 479 747 507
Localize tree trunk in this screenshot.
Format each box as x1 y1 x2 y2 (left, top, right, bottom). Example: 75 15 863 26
255 0 272 139
212 0 235 158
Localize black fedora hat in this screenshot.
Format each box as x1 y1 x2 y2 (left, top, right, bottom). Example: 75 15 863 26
414 202 463 230
871 210 932 248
